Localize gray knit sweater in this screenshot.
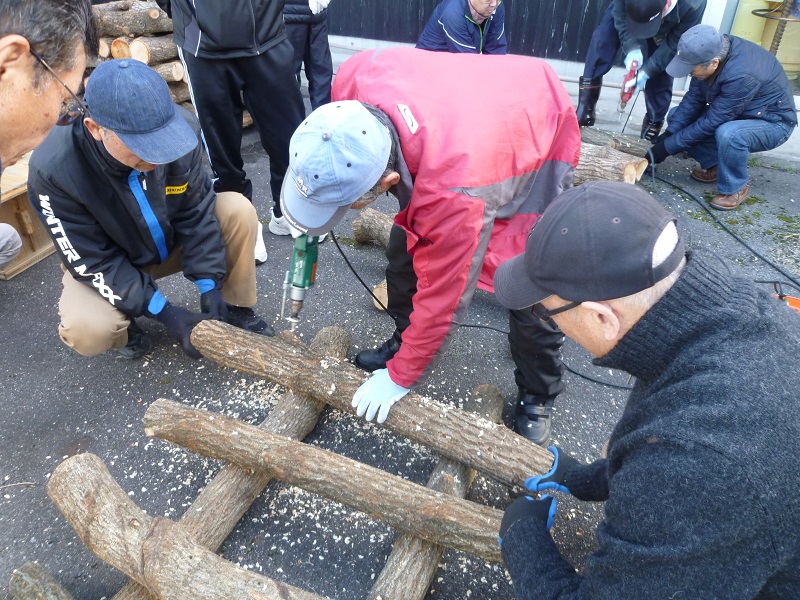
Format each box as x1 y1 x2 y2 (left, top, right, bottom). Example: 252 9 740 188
501 252 800 599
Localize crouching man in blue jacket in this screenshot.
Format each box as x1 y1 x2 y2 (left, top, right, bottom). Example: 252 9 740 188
645 24 797 210
28 60 274 360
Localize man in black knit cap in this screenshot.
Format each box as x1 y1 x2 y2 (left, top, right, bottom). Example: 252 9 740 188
493 181 800 599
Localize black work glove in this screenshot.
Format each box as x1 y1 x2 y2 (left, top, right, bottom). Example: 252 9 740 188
645 138 670 165
498 495 557 548
524 446 582 495
200 288 228 321
154 304 206 359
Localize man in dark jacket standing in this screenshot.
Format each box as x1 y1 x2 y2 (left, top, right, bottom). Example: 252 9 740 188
28 60 273 360
284 0 333 110
416 0 506 54
156 0 306 254
576 0 706 140
494 181 800 599
645 24 797 210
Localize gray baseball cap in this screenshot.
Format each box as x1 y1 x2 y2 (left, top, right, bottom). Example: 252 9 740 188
666 24 725 78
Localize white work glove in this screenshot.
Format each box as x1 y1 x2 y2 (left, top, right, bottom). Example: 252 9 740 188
623 70 650 95
309 0 330 15
352 368 410 424
624 49 643 72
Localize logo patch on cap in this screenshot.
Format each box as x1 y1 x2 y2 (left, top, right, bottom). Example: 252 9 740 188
295 175 310 198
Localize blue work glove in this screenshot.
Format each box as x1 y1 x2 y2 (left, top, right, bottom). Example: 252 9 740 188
525 446 582 495
200 289 228 321
153 304 207 359
352 368 410 424
498 495 557 547
623 69 650 95
624 48 643 72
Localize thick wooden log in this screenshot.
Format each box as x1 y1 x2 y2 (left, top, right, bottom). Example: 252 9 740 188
9 562 74 600
192 321 553 488
352 207 395 247
93 1 173 38
110 35 133 59
98 37 114 59
94 0 134 12
372 278 388 310
369 384 505 600
168 81 190 104
112 327 349 600
151 60 184 83
577 142 648 185
580 127 652 157
145 399 505 563
48 454 325 600
130 35 178 65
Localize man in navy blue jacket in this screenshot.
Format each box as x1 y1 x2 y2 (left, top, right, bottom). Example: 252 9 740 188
645 24 797 210
416 0 506 54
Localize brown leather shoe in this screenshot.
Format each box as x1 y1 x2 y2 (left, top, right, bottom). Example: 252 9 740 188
710 184 750 211
691 165 718 183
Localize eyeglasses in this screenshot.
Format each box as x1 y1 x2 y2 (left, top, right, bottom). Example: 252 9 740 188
29 47 87 126
531 300 581 322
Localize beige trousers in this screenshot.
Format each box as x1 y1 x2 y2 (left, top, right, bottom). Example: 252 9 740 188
58 192 258 356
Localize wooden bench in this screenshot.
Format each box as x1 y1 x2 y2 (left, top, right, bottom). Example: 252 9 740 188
0 153 55 279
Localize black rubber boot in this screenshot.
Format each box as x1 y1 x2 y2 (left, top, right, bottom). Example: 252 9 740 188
575 76 602 127
226 305 275 336
641 115 664 142
115 320 152 360
514 390 556 446
355 330 402 372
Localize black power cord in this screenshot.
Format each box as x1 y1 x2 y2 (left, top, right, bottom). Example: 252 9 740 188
329 231 634 391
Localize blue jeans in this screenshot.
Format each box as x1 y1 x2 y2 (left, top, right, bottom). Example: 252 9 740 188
681 116 794 194
583 3 673 122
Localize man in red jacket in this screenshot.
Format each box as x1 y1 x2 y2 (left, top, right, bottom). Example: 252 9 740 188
281 48 580 445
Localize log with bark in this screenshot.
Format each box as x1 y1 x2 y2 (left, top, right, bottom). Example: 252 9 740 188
168 81 190 104
9 562 75 600
110 35 134 59
144 399 505 563
48 454 326 600
577 142 648 185
152 60 184 83
369 384 505 600
98 37 114 59
580 127 652 158
112 327 349 600
190 321 554 490
93 1 173 38
130 35 179 65
352 207 396 247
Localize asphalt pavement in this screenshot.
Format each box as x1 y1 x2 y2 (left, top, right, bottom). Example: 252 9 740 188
1 85 798 599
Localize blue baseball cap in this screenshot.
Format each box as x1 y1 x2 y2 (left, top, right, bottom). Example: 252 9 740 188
280 101 392 236
83 59 197 164
666 24 725 78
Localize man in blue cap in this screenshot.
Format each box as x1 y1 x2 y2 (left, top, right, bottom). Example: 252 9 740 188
28 59 273 360
643 23 797 210
493 181 800 598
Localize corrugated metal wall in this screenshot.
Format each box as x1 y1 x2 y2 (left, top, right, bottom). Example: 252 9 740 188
328 0 610 62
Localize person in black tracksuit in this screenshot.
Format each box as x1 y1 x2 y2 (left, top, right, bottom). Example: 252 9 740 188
156 0 305 226
283 0 333 111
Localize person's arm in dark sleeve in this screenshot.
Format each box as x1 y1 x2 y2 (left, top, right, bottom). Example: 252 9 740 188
28 170 161 317
662 78 706 140
502 438 773 599
645 1 706 76
612 0 642 56
667 74 761 154
483 5 508 54
155 0 171 18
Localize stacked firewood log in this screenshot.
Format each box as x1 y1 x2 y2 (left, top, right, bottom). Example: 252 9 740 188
91 0 253 128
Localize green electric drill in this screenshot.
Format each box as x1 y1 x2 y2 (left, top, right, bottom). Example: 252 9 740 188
281 234 319 330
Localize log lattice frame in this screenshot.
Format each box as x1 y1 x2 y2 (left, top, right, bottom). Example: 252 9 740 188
41 326 553 599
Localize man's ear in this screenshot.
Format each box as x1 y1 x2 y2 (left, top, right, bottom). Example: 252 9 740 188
83 117 103 141
0 35 31 83
378 171 400 192
580 301 622 342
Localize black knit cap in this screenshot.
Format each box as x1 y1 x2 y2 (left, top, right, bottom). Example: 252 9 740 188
494 181 685 310
625 0 668 39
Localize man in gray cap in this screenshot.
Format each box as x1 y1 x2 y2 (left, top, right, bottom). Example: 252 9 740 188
493 181 800 599
28 59 273 360
644 23 797 210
